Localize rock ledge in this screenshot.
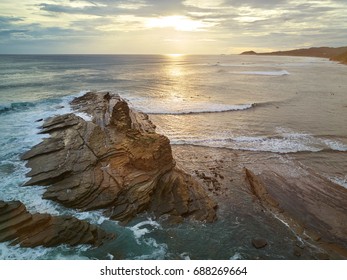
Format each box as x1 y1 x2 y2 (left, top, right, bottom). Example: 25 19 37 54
0 200 113 247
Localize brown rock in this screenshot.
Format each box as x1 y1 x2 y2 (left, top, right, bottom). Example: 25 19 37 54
252 238 268 249
22 92 217 223
0 200 113 247
245 166 347 258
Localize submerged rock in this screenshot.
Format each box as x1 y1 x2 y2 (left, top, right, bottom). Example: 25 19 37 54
22 92 217 223
0 200 113 247
252 238 268 249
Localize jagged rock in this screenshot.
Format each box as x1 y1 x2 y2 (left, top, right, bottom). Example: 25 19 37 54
0 200 113 247
22 92 217 223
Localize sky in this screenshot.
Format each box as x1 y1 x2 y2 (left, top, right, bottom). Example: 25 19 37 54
0 0 346 54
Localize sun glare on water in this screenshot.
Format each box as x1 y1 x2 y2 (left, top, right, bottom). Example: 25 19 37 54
167 53 184 57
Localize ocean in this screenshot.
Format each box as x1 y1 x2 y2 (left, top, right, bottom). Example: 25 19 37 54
0 54 346 259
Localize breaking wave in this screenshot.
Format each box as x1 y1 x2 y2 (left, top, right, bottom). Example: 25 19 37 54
170 129 347 154
234 70 290 76
0 101 37 115
133 102 254 115
148 104 253 115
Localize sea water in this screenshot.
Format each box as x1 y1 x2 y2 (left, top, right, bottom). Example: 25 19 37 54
0 54 346 259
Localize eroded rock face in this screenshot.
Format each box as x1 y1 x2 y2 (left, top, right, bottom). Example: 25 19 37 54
0 200 113 247
22 92 217 223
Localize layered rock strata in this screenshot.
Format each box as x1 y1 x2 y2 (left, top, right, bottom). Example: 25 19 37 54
245 167 347 257
0 200 113 247
22 92 217 223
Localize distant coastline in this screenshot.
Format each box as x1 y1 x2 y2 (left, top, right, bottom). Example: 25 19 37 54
240 46 347 65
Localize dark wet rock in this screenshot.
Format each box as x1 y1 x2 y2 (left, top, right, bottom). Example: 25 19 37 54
252 238 268 249
22 92 217 223
0 200 113 247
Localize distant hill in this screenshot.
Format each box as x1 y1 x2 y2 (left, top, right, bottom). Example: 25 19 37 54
330 51 347 64
240 46 347 64
240 50 257 55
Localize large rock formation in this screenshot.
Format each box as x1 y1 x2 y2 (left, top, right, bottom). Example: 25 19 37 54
22 92 217 223
0 200 113 247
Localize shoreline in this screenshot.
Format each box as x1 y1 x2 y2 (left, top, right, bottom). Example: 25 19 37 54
171 144 347 259
240 46 347 65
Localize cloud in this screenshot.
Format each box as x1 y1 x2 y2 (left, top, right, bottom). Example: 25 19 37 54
0 16 23 24
0 0 347 53
224 0 289 8
183 0 225 9
145 15 216 31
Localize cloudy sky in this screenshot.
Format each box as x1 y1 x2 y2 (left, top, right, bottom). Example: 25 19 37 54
1 0 346 54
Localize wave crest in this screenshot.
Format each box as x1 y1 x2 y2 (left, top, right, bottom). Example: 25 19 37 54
0 102 37 114
170 131 347 154
235 70 289 76
135 103 254 115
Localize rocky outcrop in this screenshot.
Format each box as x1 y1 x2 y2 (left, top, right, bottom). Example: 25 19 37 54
0 200 113 247
22 92 217 223
245 167 347 257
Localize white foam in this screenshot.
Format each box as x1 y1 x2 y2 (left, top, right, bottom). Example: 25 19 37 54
322 139 347 151
0 89 96 217
171 135 322 153
129 219 162 242
123 94 255 115
171 128 347 153
133 239 168 260
126 219 168 259
235 70 290 76
107 253 114 260
132 101 253 115
230 252 242 260
0 242 89 260
179 252 191 260
75 112 93 122
329 176 347 189
72 210 108 225
232 135 321 153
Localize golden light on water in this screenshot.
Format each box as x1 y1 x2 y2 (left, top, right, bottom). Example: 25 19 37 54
167 53 184 57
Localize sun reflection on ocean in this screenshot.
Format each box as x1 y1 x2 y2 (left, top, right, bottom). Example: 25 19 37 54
166 53 184 58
